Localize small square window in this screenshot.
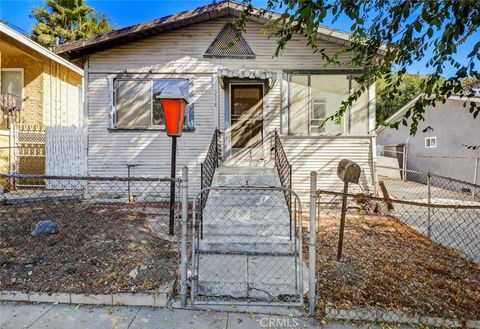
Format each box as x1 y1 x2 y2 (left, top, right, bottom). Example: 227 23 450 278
425 136 437 148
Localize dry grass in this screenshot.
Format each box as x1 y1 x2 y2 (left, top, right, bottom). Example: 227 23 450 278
304 215 480 320
0 201 177 294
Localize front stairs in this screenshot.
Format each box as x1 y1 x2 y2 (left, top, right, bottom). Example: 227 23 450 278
194 166 306 301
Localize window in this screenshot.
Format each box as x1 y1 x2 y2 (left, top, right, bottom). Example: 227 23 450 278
425 136 437 148
288 74 369 135
1 69 23 130
310 97 327 134
114 78 193 129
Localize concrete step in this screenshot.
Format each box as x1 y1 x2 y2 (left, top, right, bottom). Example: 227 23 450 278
212 175 280 187
198 235 296 255
202 220 291 237
203 202 290 219
196 254 306 299
205 194 288 208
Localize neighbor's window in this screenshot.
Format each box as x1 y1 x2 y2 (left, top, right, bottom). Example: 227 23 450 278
288 74 369 135
114 78 193 129
425 136 437 148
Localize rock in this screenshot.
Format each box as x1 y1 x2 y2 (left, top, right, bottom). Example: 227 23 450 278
31 220 59 237
128 268 138 280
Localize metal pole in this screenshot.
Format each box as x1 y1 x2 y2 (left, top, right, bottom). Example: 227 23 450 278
473 158 479 198
402 145 407 182
337 181 349 261
309 171 317 317
127 165 131 204
180 166 188 307
427 172 432 238
169 136 177 236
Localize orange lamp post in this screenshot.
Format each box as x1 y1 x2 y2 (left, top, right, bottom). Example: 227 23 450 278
157 87 189 235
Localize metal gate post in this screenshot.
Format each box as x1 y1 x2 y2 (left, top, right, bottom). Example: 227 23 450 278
309 171 317 317
427 172 432 238
180 166 189 307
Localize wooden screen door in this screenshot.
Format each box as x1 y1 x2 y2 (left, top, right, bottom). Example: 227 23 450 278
230 84 263 151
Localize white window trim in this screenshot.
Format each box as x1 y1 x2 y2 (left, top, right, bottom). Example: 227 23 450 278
425 136 437 148
309 96 327 134
1 68 24 106
286 73 361 136
111 76 193 130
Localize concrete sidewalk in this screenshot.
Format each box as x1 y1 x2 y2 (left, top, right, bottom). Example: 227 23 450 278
0 301 393 329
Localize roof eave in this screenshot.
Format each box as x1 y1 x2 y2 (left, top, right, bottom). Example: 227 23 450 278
0 23 84 76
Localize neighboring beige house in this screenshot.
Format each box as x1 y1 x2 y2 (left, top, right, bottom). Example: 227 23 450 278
56 1 377 200
0 22 85 189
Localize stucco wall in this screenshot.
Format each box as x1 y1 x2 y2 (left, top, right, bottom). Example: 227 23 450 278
377 99 480 183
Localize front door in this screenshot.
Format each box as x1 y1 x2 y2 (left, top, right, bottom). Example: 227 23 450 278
230 84 263 152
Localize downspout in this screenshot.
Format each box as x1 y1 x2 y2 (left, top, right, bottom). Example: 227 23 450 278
403 136 410 182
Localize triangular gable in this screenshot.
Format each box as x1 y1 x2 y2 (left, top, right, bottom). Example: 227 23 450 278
204 23 255 59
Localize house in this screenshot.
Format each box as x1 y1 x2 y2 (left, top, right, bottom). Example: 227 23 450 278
0 22 85 188
376 94 480 184
55 1 377 200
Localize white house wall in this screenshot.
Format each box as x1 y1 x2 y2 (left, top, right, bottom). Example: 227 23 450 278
282 136 375 200
86 16 374 199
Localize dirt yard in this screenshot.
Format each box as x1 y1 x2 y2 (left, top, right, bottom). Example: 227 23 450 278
306 215 480 321
0 200 178 294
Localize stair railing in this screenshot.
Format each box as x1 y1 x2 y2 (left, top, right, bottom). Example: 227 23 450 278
272 129 293 238
200 128 222 238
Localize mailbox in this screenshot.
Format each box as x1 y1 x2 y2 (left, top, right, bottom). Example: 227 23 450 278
337 159 361 184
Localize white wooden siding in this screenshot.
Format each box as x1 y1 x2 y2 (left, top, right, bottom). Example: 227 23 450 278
282 136 375 200
87 74 215 198
86 16 373 199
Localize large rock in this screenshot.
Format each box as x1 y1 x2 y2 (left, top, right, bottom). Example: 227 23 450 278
31 220 59 237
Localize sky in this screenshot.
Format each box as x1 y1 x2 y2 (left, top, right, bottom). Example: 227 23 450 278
1 0 478 78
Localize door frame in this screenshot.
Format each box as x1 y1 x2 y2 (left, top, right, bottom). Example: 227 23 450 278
224 79 269 160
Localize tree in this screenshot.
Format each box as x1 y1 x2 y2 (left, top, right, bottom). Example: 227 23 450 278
31 0 111 48
376 73 424 123
239 0 480 134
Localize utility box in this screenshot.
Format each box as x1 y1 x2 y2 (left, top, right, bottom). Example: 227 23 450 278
337 159 361 184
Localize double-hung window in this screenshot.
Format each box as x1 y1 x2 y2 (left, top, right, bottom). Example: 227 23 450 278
113 78 193 129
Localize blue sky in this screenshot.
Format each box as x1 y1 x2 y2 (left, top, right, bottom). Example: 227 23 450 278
1 0 478 77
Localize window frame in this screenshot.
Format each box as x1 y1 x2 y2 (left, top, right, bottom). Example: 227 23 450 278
286 71 364 136
0 68 24 130
309 96 327 134
112 76 194 131
425 136 437 148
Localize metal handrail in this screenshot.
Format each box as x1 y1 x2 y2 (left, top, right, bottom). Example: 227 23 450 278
272 129 293 238
200 128 222 191
200 129 222 237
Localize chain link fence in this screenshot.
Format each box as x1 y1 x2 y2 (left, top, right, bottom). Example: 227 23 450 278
310 189 480 326
377 165 480 203
0 173 182 295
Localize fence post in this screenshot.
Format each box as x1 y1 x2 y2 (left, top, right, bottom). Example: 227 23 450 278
309 171 317 317
180 166 189 307
427 172 432 238
473 158 479 199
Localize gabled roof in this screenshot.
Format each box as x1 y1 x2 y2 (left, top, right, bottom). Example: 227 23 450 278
204 23 255 58
54 0 352 60
375 93 480 133
0 22 83 76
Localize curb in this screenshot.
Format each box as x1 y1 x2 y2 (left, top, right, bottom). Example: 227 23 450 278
325 306 480 329
0 290 171 308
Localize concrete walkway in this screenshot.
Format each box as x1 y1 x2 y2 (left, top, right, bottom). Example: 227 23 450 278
0 301 397 329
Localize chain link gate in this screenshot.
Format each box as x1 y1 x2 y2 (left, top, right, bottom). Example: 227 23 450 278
190 185 304 307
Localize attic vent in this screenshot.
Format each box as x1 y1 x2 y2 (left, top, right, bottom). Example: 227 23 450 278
204 23 255 59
